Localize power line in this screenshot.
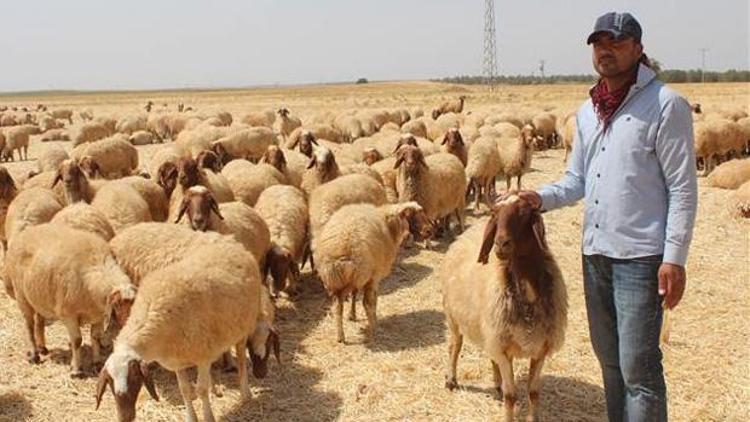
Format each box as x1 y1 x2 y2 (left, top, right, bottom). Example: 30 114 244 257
698 48 709 83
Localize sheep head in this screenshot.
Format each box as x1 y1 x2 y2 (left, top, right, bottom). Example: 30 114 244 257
247 321 281 379
441 128 464 150
260 145 287 172
393 144 427 173
521 124 537 147
306 147 338 177
292 131 317 157
210 142 230 165
0 166 18 201
263 245 299 296
196 150 222 173
277 108 290 118
175 185 223 232
52 160 90 204
362 148 383 166
104 285 137 333
393 134 418 154
385 201 428 245
96 348 158 422
78 156 102 179
478 194 548 264
156 161 178 198
432 109 441 120
176 157 201 189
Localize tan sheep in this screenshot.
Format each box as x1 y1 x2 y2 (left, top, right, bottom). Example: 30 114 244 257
530 112 558 150
175 186 272 270
707 158 750 189
259 145 305 187
240 109 276 127
36 144 69 173
173 125 229 158
400 119 428 138
91 182 152 233
440 128 468 167
128 130 154 146
74 122 111 146
333 114 365 141
221 159 286 206
440 195 567 421
0 167 19 249
314 202 425 343
300 147 341 197
39 115 64 132
40 128 70 142
2 125 31 161
274 107 302 140
50 109 74 124
4 223 136 375
731 180 750 217
466 136 502 210
4 187 63 245
71 134 139 179
432 96 466 120
211 126 277 163
255 185 309 295
288 124 345 145
497 132 534 191
50 203 116 240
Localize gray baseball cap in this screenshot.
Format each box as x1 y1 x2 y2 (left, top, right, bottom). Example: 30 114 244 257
587 12 642 44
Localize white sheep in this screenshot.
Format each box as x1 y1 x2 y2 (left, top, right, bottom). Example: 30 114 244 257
466 136 502 210
71 134 139 179
211 126 277 163
313 202 425 343
732 180 750 217
707 158 750 189
40 128 70 142
440 195 567 421
36 144 69 173
2 125 32 161
274 108 302 140
115 115 147 135
95 240 275 422
240 109 276 127
497 133 534 191
259 145 307 187
221 159 286 207
255 185 309 294
50 202 116 240
73 122 111 146
300 147 341 197
4 223 136 375
91 182 152 233
4 187 63 246
128 130 154 146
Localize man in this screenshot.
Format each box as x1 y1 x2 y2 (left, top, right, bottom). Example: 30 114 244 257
520 12 698 422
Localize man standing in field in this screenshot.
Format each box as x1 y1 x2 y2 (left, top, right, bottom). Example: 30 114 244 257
520 12 698 422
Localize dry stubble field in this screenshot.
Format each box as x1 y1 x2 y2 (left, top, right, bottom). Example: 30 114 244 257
0 81 747 421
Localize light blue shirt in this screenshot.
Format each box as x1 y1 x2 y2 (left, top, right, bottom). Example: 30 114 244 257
538 64 698 266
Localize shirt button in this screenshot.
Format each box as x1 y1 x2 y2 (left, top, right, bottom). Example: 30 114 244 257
601 147 606 151
595 224 600 229
597 173 601 178
595 199 599 204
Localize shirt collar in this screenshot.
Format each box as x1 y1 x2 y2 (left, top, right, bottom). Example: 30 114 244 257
589 63 657 94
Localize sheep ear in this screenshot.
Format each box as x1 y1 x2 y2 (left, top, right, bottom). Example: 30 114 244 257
289 137 299 149
51 170 62 188
310 137 318 146
441 134 449 145
531 212 548 252
174 197 189 223
139 361 159 401
393 156 404 169
306 156 316 169
209 196 223 220
477 214 498 264
95 368 112 410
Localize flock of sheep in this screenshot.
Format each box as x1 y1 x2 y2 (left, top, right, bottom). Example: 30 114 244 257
0 94 748 421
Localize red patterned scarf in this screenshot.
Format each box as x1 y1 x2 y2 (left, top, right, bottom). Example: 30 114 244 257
590 75 637 129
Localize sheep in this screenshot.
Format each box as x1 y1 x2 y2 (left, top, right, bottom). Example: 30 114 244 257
288 130 319 157
39 115 64 132
241 109 276 127
441 128 468 167
707 158 750 189
362 147 384 165
0 114 18 127
148 145 181 179
174 125 229 158
4 223 136 376
497 132 534 191
309 173 387 242
91 182 152 233
300 146 341 197
560 114 577 162
115 115 146 137
466 136 502 210
146 113 190 141
732 180 750 217
435 112 463 131
259 145 304 187
394 145 466 243
432 96 466 120
314 202 426 343
50 203 116 240
221 159 286 207
400 119 428 139
79 109 94 122
694 120 739 176
40 128 70 142
51 159 101 204
370 156 399 203
274 107 302 141
488 122 522 139
288 124 345 146
94 116 118 135
211 126 277 163
196 149 223 173
119 176 170 222
530 112 558 149
50 109 74 124
35 144 69 173
170 156 235 202
440 194 567 421
255 185 308 295
95 240 274 422
71 135 139 179
128 130 154 146
410 107 424 120
74 122 111 146
2 125 31 161
4 187 63 245
213 111 233 126
175 186 272 271
333 114 365 141
0 167 19 249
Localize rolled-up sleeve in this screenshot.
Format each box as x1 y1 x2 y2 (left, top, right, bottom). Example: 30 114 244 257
538 115 586 211
655 97 698 266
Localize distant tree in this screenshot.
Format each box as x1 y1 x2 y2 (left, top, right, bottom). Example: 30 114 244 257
356 78 369 84
649 57 663 74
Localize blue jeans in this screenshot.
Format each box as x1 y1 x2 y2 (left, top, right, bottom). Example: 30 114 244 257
583 254 667 422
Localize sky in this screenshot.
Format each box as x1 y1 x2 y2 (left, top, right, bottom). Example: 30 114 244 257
0 0 747 92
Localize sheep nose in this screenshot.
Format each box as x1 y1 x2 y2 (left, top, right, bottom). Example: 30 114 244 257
499 240 512 252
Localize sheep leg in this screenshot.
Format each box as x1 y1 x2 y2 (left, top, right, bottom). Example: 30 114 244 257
496 354 517 421
526 356 547 422
491 360 503 396
473 180 482 210
348 290 357 321
19 303 40 364
335 293 345 343
90 323 104 367
62 319 85 378
196 365 216 422
445 317 463 390
362 282 377 341
454 208 464 234
235 340 251 399
221 351 237 373
505 177 511 192
176 369 199 422
33 313 48 355
516 175 522 190
484 179 494 210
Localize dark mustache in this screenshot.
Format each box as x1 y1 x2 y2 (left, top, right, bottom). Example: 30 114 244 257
599 55 616 60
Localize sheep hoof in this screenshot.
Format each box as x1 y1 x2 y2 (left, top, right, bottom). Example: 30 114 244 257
495 386 503 397
26 351 41 364
36 346 49 356
445 378 458 391
222 363 238 373
70 369 86 379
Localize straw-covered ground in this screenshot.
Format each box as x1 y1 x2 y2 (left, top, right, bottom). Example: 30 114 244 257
0 81 747 421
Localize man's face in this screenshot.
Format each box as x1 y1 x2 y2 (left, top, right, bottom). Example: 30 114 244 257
591 33 643 77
